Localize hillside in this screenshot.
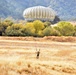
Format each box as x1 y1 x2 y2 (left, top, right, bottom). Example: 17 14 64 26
0 0 76 20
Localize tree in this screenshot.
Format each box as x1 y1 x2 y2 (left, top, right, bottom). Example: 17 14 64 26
43 26 60 36
5 24 23 36
37 30 43 37
43 27 52 36
73 25 76 36
54 21 74 36
3 19 13 26
33 20 45 36
50 27 61 36
44 21 51 27
0 19 14 35
25 22 35 36
0 23 4 35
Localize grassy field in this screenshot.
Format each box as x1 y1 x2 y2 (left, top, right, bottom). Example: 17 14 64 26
0 36 76 75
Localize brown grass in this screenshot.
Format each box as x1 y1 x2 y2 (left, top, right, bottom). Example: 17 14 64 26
0 36 76 42
0 36 76 75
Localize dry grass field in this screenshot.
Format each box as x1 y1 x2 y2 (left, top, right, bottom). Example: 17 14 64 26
0 36 76 75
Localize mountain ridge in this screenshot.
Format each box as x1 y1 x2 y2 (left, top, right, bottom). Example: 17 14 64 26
0 0 76 20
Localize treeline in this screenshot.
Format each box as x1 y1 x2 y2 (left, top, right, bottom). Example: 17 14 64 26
0 18 76 37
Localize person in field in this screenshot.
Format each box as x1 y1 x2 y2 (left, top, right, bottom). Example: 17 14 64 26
36 49 40 59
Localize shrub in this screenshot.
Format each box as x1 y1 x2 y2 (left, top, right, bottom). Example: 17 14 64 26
33 20 45 35
73 25 76 36
50 28 61 36
5 24 24 36
43 27 52 36
0 23 4 35
54 21 75 36
0 19 14 35
25 22 35 36
37 30 43 37
44 21 51 27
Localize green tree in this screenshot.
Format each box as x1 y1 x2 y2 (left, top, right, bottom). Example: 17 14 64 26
44 21 51 27
37 30 43 37
73 25 76 36
43 27 52 36
33 20 45 36
43 26 60 36
25 22 35 36
50 27 61 36
0 23 4 35
0 19 14 35
54 21 74 36
3 19 13 26
5 24 23 36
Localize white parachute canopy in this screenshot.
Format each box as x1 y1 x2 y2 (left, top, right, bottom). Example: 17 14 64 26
23 6 56 21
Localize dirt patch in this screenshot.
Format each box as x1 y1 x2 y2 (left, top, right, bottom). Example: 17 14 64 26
0 36 76 42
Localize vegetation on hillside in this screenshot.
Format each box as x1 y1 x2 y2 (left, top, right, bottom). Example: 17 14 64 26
0 0 76 20
0 18 76 37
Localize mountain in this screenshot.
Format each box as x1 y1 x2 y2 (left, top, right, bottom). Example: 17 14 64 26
49 0 76 20
0 0 76 20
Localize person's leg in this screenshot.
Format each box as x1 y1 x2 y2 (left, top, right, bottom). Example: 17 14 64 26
37 55 39 59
